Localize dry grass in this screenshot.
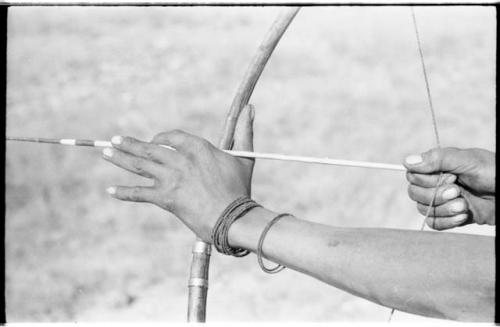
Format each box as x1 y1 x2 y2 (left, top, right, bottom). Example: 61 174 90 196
6 6 495 321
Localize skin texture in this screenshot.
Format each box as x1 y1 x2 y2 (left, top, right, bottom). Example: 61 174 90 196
102 105 495 321
403 147 495 230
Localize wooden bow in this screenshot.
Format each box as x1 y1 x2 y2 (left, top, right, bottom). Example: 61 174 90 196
186 7 301 322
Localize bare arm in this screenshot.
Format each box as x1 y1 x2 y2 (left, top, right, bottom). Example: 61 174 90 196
102 106 495 321
229 207 495 321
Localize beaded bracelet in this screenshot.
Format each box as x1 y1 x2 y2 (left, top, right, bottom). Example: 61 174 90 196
211 196 261 257
257 213 291 274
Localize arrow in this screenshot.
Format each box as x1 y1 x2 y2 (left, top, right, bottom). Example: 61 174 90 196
7 136 406 171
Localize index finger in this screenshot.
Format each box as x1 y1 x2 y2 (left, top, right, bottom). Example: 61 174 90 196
406 172 457 188
111 135 182 165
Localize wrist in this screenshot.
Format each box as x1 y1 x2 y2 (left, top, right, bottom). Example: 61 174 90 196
210 196 260 256
227 206 277 252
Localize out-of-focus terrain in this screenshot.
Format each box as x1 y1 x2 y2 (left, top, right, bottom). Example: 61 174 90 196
6 6 495 321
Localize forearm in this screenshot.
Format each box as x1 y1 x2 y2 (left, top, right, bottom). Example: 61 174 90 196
228 207 495 321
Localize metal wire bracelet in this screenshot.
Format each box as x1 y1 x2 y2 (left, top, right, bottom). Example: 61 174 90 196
211 196 260 257
257 213 292 274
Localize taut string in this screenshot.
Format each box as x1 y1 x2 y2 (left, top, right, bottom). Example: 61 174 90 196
388 7 444 322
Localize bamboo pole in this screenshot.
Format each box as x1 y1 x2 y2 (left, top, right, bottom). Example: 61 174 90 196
186 8 301 322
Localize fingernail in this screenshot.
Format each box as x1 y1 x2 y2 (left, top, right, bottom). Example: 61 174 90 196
445 174 457 183
453 213 469 224
249 105 255 121
442 187 459 200
106 186 116 195
102 148 114 158
111 136 123 145
451 201 465 213
405 154 423 165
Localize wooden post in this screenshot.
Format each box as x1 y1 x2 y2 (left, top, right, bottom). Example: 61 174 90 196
186 7 300 322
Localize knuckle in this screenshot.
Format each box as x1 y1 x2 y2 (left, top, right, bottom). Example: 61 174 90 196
169 168 183 188
162 198 175 211
129 187 142 201
444 146 460 154
171 129 184 135
121 136 132 144
170 129 190 146
199 138 213 151
175 152 190 166
132 158 145 172
185 151 196 161
197 137 209 147
423 148 444 168
144 147 156 160
428 147 441 159
421 148 435 161
189 138 211 156
429 176 442 187
152 132 168 143
442 145 459 156
170 129 186 139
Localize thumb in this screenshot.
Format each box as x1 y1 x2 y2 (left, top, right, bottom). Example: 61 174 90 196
232 104 255 152
403 147 466 174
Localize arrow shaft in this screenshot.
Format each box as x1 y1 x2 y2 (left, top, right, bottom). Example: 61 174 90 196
7 136 405 171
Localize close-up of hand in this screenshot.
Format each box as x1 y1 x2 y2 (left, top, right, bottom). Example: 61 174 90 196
102 105 256 242
404 147 495 230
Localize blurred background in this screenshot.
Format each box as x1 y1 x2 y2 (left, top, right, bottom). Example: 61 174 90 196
6 6 495 322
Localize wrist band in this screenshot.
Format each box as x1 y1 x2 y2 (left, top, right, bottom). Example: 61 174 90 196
257 213 291 274
211 196 261 257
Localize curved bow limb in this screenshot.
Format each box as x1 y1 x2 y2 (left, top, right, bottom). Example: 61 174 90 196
186 7 301 322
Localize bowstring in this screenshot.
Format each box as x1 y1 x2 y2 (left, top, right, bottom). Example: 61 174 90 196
388 7 443 322
410 7 444 231
412 8 441 148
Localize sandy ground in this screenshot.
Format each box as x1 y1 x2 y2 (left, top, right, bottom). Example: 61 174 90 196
6 6 495 322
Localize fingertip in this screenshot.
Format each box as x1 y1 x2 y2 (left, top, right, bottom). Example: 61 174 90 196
442 186 460 200
405 154 423 165
233 104 255 152
425 217 446 231
450 199 467 214
404 149 443 173
106 186 117 195
425 217 438 230
452 213 469 225
111 135 123 145
443 173 457 184
247 103 255 122
403 154 425 172
112 135 133 149
426 213 469 231
241 104 254 124
102 148 114 158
